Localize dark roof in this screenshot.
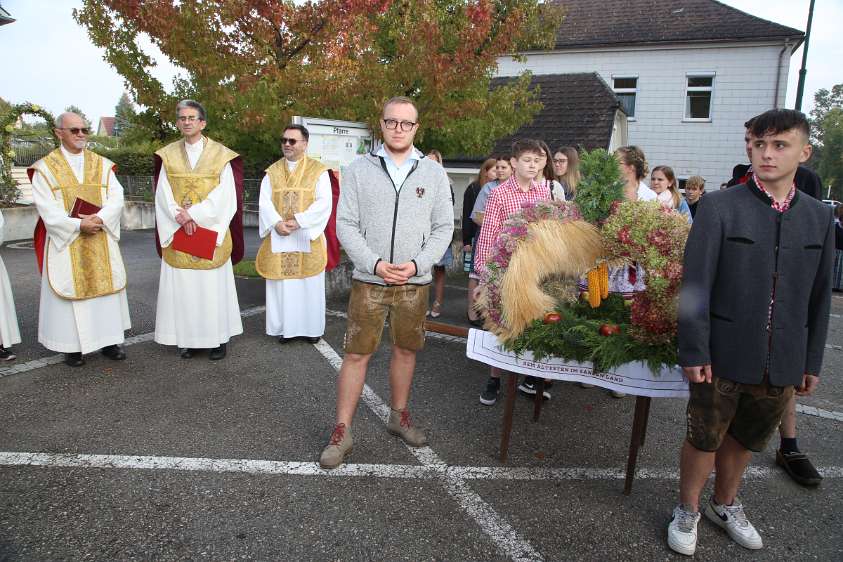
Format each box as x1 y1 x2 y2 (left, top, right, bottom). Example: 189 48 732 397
0 4 15 26
543 0 803 50
488 73 622 156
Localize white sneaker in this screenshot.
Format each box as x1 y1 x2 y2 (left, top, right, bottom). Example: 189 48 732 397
704 497 763 550
667 504 701 556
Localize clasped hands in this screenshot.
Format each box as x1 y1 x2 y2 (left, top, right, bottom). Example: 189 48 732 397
79 213 104 234
175 207 197 235
375 261 416 285
274 218 300 236
682 365 818 396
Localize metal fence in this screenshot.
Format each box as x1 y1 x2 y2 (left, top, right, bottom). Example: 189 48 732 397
118 175 262 208
11 138 54 166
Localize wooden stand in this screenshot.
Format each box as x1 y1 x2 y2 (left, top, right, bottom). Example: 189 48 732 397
426 320 654 495
496 371 653 495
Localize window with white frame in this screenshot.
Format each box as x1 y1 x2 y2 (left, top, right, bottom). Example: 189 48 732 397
612 76 637 119
685 73 714 120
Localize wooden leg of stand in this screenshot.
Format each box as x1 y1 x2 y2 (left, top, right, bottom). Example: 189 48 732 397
639 396 652 446
623 396 652 496
533 379 544 421
500 374 517 463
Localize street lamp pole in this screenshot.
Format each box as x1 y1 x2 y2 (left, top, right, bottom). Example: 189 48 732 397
794 0 816 111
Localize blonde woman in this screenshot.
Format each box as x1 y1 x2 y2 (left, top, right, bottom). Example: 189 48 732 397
651 165 692 223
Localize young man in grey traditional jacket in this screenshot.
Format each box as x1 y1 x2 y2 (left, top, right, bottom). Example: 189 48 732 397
667 109 834 555
320 97 454 469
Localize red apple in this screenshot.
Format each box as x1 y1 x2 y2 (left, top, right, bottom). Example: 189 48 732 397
543 312 562 324
599 323 620 336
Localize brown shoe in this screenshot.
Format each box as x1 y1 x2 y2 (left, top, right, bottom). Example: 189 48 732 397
319 423 353 469
387 408 427 447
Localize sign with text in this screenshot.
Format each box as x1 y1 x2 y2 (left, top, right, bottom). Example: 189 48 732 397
292 116 373 170
466 329 689 398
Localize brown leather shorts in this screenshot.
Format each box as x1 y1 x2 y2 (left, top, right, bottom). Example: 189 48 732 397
686 375 793 453
343 281 429 355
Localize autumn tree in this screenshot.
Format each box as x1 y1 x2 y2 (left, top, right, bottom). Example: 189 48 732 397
74 0 563 167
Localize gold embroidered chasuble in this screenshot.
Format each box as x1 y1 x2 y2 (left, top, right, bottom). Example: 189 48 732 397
256 156 328 280
156 138 238 270
38 148 126 300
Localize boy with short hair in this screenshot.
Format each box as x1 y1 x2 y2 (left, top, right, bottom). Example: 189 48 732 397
667 109 834 556
474 139 552 405
684 176 705 218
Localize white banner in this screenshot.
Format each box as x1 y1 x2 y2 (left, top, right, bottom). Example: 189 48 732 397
466 329 689 398
292 116 373 170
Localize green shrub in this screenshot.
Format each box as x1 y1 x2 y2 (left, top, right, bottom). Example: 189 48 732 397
93 141 161 176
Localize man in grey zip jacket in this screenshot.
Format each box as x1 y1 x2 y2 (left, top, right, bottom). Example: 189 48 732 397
320 97 454 469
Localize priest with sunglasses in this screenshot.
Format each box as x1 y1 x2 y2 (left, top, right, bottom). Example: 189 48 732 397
152 100 244 360
28 112 131 367
255 125 332 344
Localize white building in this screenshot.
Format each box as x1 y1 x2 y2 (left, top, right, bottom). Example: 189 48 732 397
497 0 804 189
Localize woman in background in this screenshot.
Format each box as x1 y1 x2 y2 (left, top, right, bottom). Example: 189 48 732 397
427 149 457 318
463 158 497 324
537 140 565 201
553 147 581 201
650 165 692 223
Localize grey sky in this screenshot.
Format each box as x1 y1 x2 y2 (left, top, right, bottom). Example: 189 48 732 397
0 0 839 126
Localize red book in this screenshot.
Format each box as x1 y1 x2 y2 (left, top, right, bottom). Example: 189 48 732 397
171 225 217 260
69 197 101 218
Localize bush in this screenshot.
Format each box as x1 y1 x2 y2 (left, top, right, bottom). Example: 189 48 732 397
93 141 161 176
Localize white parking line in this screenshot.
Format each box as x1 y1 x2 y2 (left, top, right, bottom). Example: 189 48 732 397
4 452 841 482
796 404 843 422
312 339 543 562
0 305 267 379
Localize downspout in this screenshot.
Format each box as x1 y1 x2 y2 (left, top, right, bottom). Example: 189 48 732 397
773 39 791 108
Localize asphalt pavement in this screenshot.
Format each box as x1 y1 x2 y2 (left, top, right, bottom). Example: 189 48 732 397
1 228 841 561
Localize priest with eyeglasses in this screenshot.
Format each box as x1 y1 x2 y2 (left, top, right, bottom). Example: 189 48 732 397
152 100 244 360
28 111 131 367
255 124 332 344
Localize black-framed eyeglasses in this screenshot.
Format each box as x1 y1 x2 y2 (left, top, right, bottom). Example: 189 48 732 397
58 127 91 135
382 119 417 132
281 137 299 146
552 158 567 164
177 116 203 123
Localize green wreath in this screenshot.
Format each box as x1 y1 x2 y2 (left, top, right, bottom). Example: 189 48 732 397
1 102 57 206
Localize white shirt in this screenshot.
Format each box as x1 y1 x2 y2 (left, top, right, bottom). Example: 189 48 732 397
637 181 658 201
376 145 423 190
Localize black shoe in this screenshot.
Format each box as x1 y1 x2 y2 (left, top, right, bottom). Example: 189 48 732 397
0 346 16 361
278 336 292 344
209 344 226 360
479 377 501 406
101 344 126 361
518 376 550 400
179 348 193 359
304 336 321 344
776 449 823 487
64 352 85 367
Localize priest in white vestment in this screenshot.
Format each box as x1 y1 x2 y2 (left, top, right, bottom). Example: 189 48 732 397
256 125 331 343
153 100 242 360
29 112 130 367
0 211 21 361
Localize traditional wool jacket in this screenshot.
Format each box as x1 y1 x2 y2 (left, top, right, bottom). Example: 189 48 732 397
678 179 834 387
